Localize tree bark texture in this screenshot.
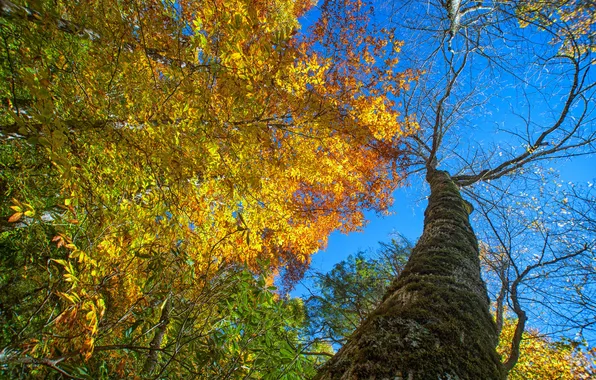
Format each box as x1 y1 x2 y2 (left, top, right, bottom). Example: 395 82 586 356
315 169 504 379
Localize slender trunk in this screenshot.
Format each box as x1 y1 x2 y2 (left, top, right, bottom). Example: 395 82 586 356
142 295 172 375
315 169 505 379
495 267 508 337
502 279 526 372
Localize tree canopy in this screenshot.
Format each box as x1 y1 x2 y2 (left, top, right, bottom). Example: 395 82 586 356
0 0 412 374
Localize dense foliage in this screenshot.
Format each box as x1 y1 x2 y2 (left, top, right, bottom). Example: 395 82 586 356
0 0 410 375
498 319 595 380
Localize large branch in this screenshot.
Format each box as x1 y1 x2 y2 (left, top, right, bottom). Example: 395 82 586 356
452 53 594 187
0 118 116 137
0 353 82 379
445 0 493 52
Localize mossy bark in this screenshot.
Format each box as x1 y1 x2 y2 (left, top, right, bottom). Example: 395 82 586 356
315 169 505 379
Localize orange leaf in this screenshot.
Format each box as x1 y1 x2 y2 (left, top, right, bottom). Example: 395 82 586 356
52 235 65 248
8 212 23 223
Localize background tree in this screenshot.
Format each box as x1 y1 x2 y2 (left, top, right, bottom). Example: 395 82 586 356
0 252 328 378
303 236 411 346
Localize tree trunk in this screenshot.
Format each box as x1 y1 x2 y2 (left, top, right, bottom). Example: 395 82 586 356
315 169 505 379
142 295 172 375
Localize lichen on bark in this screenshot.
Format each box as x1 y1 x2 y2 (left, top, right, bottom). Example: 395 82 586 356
315 169 505 379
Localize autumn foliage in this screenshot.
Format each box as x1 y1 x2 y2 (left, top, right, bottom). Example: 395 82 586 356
0 0 412 372
498 319 596 379
517 0 596 52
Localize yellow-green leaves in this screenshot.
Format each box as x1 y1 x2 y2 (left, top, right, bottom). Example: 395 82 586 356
499 319 595 379
1 0 412 371
517 0 596 53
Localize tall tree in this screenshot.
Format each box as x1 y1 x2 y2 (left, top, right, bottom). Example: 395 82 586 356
305 238 595 378
317 168 505 378
316 0 595 378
